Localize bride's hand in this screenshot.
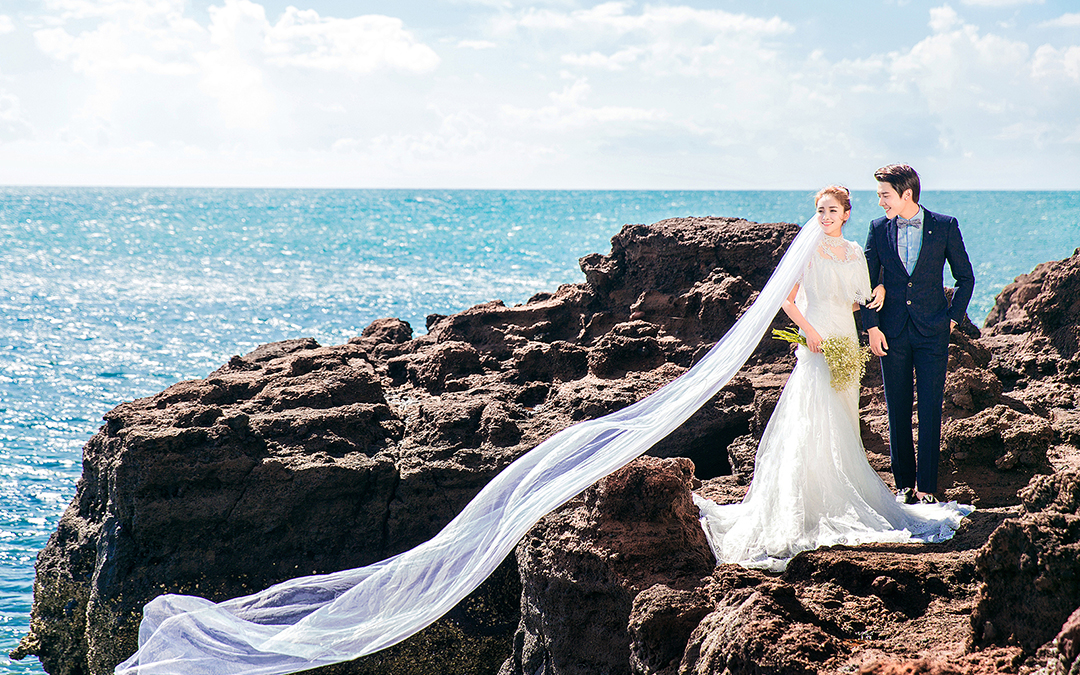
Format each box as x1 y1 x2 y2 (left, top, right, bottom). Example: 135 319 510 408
867 285 885 311
805 328 823 353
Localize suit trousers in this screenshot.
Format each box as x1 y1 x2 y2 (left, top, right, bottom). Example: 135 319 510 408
879 321 950 494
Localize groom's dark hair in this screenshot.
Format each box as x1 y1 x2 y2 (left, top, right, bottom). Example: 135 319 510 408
874 164 921 204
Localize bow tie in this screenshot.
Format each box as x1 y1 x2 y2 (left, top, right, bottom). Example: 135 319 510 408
897 216 922 229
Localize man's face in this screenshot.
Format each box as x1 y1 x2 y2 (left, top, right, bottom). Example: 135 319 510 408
876 182 908 219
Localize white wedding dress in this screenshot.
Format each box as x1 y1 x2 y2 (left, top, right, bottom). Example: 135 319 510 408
694 234 973 572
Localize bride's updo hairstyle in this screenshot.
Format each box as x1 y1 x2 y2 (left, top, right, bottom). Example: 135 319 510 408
815 185 851 212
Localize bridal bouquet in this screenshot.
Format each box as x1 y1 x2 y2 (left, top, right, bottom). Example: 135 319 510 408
772 328 871 391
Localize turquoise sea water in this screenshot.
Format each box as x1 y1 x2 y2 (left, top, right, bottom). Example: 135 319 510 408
1 188 1077 673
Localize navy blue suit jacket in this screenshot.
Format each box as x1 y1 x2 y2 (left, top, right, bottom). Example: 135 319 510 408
861 208 975 338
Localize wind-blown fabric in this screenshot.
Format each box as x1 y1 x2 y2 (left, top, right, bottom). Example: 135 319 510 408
115 218 825 675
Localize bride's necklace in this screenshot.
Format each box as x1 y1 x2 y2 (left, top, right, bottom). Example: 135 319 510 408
819 234 851 262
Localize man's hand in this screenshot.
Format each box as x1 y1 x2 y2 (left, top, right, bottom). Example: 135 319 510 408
950 319 957 331
868 327 888 357
867 284 885 311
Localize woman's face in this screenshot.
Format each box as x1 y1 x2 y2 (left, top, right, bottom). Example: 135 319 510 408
816 194 849 237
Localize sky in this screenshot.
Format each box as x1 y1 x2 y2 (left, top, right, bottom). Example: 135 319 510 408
0 0 1077 189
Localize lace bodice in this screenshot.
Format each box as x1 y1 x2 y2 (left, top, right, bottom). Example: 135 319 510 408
797 235 873 338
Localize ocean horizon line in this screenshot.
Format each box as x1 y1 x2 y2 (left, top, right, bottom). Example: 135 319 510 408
3 185 1079 193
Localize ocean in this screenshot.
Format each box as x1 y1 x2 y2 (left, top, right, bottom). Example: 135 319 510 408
1 188 1077 673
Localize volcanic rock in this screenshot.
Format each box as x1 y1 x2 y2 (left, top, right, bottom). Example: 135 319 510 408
358 317 413 346
969 472 1080 653
16 219 1080 675
983 248 1080 409
498 456 714 675
1034 606 1080 675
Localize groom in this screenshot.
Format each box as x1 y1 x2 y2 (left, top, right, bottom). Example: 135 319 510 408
861 164 975 505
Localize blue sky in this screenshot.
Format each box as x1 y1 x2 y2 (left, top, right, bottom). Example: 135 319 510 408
0 0 1077 189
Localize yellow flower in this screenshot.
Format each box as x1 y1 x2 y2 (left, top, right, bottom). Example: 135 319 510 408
772 329 870 391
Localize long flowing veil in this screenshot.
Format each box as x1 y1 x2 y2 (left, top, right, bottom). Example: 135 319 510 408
115 217 825 675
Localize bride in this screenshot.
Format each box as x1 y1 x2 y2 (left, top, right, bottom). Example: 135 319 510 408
693 186 973 572
115 190 970 674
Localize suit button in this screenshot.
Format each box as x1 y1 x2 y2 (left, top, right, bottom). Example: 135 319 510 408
908 282 912 287
907 300 912 305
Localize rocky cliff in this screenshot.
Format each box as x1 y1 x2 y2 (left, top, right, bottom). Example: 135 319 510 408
13 220 1080 675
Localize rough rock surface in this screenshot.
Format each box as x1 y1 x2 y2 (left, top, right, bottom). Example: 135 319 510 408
969 472 1080 653
982 248 1080 440
15 222 1080 675
498 456 714 675
1028 606 1080 675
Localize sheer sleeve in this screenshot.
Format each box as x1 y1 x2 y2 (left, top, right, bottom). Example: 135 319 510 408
849 244 873 306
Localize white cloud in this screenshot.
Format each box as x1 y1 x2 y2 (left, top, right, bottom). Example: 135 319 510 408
458 39 498 50
499 2 793 78
36 0 438 76
959 0 1043 6
500 77 666 130
196 5 275 130
0 15 15 34
561 47 643 70
493 1 1080 186
502 2 791 36
892 15 1033 108
1039 13 1080 28
929 5 962 33
1033 44 1080 81
867 6 1080 175
2 0 1078 188
484 0 808 171
264 7 439 73
27 0 441 145
327 108 559 186
33 7 203 76
486 2 868 172
0 91 33 141
38 0 183 20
